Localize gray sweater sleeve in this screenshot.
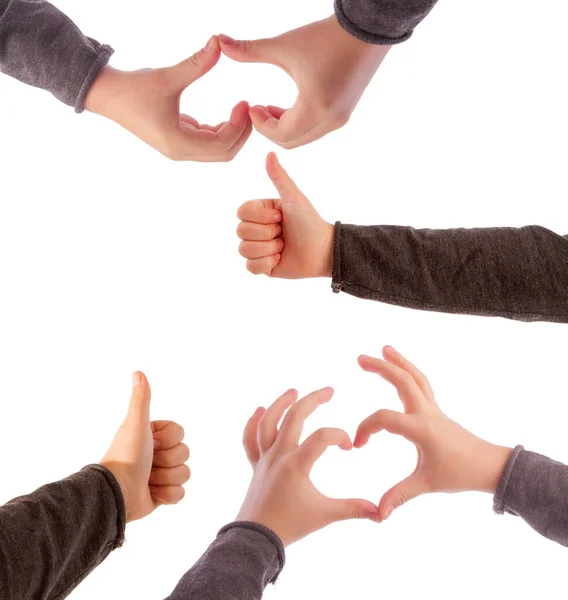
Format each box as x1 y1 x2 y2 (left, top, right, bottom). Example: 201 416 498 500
334 0 439 44
494 446 568 547
0 464 126 600
165 521 285 600
332 223 568 323
0 0 113 111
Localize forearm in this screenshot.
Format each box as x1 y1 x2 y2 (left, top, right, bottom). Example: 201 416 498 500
0 465 126 600
334 0 439 44
165 522 285 600
332 223 568 323
0 0 113 111
494 446 568 547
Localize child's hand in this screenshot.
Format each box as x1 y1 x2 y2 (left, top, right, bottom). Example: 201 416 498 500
219 16 389 149
100 372 190 523
85 36 252 162
237 388 380 546
237 153 334 278
354 347 513 521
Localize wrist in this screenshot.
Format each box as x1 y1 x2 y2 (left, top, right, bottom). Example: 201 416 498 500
314 221 334 278
99 460 133 522
84 66 126 118
473 443 513 494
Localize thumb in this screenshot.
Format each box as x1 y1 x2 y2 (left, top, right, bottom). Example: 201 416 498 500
330 497 382 524
266 152 303 202
378 472 425 521
167 36 221 92
218 34 277 65
127 372 151 423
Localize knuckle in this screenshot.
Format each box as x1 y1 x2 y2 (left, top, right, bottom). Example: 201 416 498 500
185 53 202 70
243 40 255 54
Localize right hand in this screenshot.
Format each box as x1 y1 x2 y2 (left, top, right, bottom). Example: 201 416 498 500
236 153 334 278
85 36 252 162
237 388 380 546
354 346 513 521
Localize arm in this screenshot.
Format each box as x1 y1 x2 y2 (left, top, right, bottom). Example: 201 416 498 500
0 372 190 600
0 465 126 600
165 522 284 600
0 0 113 111
494 446 568 547
334 0 440 44
332 223 568 323
167 389 378 599
354 347 568 547
236 154 568 324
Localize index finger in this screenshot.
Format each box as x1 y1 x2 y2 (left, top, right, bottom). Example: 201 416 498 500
152 421 185 450
358 355 427 414
250 100 318 149
178 101 251 158
237 200 282 224
275 387 334 452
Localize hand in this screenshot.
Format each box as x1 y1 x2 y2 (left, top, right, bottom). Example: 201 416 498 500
85 36 252 161
219 16 390 149
354 346 513 521
237 153 334 278
237 387 380 546
100 372 191 523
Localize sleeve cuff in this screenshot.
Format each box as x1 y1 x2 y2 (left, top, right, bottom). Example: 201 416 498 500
83 464 127 549
493 445 525 515
334 0 413 45
74 43 114 113
218 521 286 583
331 221 343 293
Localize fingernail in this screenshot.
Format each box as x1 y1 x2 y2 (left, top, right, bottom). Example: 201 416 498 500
153 437 161 449
205 36 216 51
272 212 282 222
385 345 396 354
286 388 297 395
219 34 235 46
368 512 382 523
276 238 284 251
132 372 142 387
384 505 395 520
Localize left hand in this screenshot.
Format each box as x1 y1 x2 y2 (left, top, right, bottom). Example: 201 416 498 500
219 16 390 149
100 372 191 522
85 36 252 162
354 347 512 521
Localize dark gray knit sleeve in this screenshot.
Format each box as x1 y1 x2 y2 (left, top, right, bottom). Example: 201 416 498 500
494 446 568 547
165 521 285 600
0 464 126 600
334 0 439 44
331 223 568 323
0 0 113 111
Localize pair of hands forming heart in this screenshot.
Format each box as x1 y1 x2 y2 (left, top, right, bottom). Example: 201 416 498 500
84 16 391 161
236 346 513 547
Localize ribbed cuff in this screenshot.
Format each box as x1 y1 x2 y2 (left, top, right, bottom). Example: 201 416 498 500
331 221 343 293
334 0 413 45
218 521 286 583
84 464 127 548
74 43 114 114
493 445 525 515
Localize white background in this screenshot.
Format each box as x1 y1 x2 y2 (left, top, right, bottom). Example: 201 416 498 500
0 0 567 598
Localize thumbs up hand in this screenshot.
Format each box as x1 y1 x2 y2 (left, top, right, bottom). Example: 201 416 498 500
236 153 334 279
100 372 191 523
354 347 513 522
220 16 390 149
85 36 252 162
